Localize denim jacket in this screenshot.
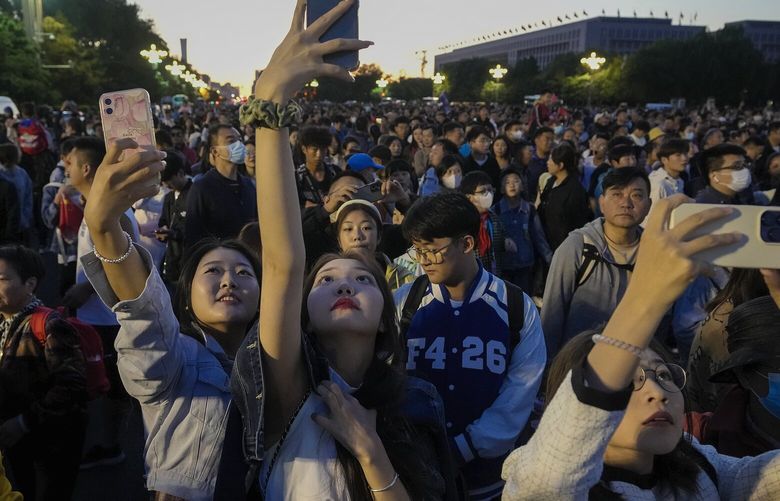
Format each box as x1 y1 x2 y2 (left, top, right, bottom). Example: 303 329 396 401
83 245 232 501
215 329 460 500
494 198 553 269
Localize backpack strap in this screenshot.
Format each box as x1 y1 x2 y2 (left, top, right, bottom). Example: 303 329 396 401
29 306 55 347
399 275 431 339
505 281 526 351
575 242 601 288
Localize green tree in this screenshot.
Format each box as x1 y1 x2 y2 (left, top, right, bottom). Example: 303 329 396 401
0 13 50 101
316 63 384 101
39 15 106 103
442 58 493 101
388 78 432 101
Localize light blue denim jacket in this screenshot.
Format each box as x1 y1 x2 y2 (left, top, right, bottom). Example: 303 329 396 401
82 244 231 500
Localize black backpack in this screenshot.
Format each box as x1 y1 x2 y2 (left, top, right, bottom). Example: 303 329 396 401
399 275 527 351
574 234 635 290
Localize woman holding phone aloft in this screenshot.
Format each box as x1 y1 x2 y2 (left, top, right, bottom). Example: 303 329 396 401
501 194 780 500
217 0 454 498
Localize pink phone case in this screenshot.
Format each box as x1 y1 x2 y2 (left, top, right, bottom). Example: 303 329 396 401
98 88 157 160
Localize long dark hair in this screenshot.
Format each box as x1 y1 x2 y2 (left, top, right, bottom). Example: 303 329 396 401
173 238 261 341
546 331 717 500
705 268 769 315
302 251 443 500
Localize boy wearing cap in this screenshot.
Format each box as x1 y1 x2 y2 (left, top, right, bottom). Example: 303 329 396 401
347 152 384 184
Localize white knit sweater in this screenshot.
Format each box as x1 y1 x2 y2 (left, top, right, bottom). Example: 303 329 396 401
501 367 780 500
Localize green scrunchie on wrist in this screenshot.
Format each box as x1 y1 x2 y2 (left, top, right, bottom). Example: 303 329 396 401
239 96 302 130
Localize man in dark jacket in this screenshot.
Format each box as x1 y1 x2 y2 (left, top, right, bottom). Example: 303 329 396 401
0 178 20 244
184 124 257 249
157 152 192 287
0 244 87 500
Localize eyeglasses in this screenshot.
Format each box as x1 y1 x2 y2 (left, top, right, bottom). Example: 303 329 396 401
474 187 495 196
633 363 687 393
407 239 460 264
715 161 747 172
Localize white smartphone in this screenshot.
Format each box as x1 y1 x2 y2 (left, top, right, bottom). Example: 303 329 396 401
669 203 780 268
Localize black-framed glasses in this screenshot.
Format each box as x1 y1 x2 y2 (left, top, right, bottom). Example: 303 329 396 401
715 161 747 172
407 239 460 264
633 363 687 393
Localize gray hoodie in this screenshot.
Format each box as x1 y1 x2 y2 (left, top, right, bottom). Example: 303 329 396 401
540 218 640 360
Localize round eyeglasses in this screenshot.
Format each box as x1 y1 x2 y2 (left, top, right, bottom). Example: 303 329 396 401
633 363 687 393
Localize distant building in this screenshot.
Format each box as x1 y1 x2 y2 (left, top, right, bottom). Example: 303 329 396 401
725 20 780 63
434 16 705 70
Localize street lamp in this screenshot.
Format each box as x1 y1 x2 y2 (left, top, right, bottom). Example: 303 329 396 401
580 52 606 108
140 43 168 65
376 78 389 89
432 72 445 85
489 64 508 102
165 60 185 76
309 79 319 88
580 51 606 71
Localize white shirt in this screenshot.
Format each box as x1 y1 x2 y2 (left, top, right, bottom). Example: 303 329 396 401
259 369 354 500
75 208 140 326
648 167 684 205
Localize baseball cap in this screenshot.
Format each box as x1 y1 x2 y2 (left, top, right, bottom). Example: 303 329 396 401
347 153 385 172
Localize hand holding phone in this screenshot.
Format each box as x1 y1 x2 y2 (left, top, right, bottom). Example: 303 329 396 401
353 179 383 203
669 203 780 268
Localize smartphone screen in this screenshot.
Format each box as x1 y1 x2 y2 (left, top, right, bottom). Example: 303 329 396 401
307 0 359 70
99 88 157 161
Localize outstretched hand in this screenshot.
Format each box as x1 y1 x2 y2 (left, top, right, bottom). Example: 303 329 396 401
254 0 373 103
84 138 166 234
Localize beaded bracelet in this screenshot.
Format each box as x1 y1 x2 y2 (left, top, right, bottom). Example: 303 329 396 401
369 472 399 493
239 96 301 130
591 334 643 357
93 231 134 264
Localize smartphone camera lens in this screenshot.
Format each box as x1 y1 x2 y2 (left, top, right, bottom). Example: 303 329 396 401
106 108 113 115
104 98 112 105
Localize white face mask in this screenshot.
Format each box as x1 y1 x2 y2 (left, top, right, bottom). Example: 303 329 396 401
442 173 462 189
510 130 524 141
632 135 647 148
217 141 246 164
717 168 752 192
685 132 695 141
473 192 494 211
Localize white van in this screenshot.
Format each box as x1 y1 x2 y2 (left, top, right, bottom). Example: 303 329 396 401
0 96 20 118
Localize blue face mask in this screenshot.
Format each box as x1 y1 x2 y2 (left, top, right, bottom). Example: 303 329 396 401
217 141 246 165
759 372 780 418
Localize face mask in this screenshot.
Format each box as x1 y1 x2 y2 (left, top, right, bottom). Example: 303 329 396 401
473 192 494 211
510 131 524 141
442 173 462 190
685 132 695 141
554 125 565 136
759 373 780 419
717 168 752 192
633 136 647 148
218 141 246 164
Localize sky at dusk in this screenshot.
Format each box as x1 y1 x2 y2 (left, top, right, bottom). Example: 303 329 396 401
132 0 780 95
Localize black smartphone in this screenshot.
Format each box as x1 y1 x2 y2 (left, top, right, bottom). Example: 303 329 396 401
307 0 359 70
353 179 383 203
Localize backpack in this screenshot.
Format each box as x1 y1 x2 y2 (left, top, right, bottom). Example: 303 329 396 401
399 274 526 351
574 234 635 290
17 118 49 156
29 306 110 400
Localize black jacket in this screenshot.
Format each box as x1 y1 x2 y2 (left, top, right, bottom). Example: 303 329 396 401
158 179 192 283
538 175 593 251
463 155 501 190
184 169 257 249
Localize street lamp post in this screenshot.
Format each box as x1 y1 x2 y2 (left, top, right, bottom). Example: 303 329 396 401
165 60 185 76
489 64 508 102
580 51 606 108
432 72 445 99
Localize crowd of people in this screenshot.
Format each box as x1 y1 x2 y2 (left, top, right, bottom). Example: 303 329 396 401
2 1 780 499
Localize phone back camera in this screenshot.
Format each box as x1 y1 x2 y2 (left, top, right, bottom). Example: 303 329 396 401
104 98 112 105
760 211 780 243
106 108 113 115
